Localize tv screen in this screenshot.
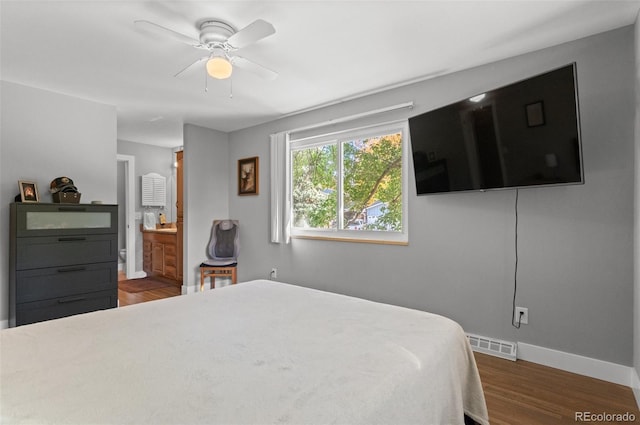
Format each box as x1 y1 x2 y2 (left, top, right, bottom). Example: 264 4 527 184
408 64 583 195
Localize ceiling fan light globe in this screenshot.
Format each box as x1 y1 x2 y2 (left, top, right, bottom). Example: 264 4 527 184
206 57 233 79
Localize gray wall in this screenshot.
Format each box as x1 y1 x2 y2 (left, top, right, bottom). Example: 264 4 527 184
183 124 229 292
0 81 117 324
117 140 176 271
0 25 635 374
227 26 635 366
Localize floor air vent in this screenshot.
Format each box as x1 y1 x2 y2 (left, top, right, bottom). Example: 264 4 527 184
467 333 517 361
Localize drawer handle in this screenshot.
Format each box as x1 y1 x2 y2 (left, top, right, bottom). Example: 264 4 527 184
58 296 87 304
57 266 87 273
57 207 87 212
57 237 87 242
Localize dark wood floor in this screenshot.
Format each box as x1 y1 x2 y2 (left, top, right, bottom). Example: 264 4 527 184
117 273 639 424
117 272 181 307
475 352 639 424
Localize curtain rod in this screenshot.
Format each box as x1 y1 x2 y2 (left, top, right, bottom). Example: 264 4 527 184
287 101 414 134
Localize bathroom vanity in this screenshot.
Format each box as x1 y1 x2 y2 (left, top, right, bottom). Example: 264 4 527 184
142 225 178 282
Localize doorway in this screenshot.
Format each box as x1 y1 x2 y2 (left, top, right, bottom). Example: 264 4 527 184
117 154 147 280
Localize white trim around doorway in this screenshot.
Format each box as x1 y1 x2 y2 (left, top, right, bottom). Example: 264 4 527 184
117 154 146 279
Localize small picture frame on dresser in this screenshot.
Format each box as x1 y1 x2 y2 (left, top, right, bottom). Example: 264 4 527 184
18 180 39 203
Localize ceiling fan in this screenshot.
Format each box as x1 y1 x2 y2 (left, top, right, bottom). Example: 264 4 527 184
135 18 278 81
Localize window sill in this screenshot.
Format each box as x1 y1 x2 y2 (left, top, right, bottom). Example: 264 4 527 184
291 233 408 246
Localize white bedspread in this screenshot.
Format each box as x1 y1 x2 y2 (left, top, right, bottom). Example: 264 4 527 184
1 280 489 425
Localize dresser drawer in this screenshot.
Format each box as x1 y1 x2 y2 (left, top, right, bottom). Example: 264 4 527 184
15 263 116 303
16 235 117 270
13 203 117 237
15 289 117 326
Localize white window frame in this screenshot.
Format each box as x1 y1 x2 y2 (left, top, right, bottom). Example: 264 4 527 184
288 120 409 245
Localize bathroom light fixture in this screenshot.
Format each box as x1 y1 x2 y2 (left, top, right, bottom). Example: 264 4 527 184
469 93 486 103
206 50 233 79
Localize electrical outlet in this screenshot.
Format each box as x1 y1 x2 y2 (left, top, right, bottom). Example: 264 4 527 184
270 268 278 280
515 307 529 325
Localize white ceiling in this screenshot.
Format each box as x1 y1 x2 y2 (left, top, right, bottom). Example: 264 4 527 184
2 1 639 148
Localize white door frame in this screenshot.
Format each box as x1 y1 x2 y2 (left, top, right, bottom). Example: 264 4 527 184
117 154 146 279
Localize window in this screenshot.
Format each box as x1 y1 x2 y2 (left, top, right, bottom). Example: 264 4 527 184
289 121 409 244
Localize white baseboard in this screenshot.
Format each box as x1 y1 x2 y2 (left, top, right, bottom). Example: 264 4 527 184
182 278 232 295
182 284 198 295
0 319 8 330
517 342 634 387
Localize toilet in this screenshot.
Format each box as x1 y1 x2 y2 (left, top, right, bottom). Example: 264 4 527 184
119 249 127 262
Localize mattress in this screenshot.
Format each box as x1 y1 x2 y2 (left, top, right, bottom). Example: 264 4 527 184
1 279 489 424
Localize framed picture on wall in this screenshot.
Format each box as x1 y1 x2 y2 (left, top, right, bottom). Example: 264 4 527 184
18 180 40 203
238 156 259 196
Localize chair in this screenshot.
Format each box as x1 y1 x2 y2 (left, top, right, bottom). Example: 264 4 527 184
199 220 239 291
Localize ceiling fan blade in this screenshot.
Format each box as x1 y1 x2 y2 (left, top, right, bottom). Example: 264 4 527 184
174 56 208 77
231 56 278 80
134 20 200 46
227 19 275 49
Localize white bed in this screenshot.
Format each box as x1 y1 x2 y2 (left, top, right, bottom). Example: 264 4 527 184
1 279 489 425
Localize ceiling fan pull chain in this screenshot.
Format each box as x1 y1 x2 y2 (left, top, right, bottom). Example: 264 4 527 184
204 68 209 93
229 79 233 98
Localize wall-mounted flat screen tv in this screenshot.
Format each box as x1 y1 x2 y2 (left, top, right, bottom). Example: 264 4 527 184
408 64 583 195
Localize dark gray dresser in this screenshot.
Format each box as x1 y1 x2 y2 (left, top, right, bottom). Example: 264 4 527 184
9 203 118 327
